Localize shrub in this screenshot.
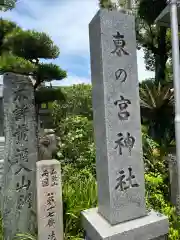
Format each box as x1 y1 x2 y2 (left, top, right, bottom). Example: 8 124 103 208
145 172 180 239
57 116 96 175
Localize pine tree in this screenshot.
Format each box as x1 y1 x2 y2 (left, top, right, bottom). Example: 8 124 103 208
0 19 67 105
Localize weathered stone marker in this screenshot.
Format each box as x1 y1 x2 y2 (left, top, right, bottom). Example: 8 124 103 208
0 137 5 190
0 136 5 186
36 160 63 240
2 73 38 239
167 149 178 209
0 137 5 208
0 84 4 136
82 10 169 240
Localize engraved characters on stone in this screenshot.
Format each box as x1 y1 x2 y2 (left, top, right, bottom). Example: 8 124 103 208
111 32 129 57
111 30 139 195
45 191 58 240
114 132 135 156
115 69 127 82
115 167 139 191
11 83 33 212
114 95 131 121
41 167 59 188
3 74 38 240
48 230 57 240
46 192 56 228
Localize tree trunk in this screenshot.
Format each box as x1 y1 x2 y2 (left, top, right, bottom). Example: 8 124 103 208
155 27 168 84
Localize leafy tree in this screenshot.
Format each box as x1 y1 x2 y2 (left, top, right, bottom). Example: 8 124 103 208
137 0 172 84
52 84 93 127
56 115 95 174
61 84 92 119
0 19 67 105
0 0 17 11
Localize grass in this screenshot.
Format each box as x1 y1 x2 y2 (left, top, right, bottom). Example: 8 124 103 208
62 165 97 239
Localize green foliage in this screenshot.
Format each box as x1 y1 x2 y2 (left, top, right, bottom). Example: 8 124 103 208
36 63 67 82
62 165 97 239
52 84 93 126
99 0 115 9
3 30 59 60
138 0 166 25
0 19 19 54
142 132 179 238
145 172 168 210
0 53 36 74
137 0 171 82
142 131 162 172
145 172 180 239
0 18 66 101
0 216 3 240
14 232 37 240
52 84 179 239
5 82 180 239
0 0 17 11
35 87 66 104
140 79 174 147
57 115 96 174
143 48 155 71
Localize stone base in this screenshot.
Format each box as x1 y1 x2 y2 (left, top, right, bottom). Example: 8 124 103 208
82 208 169 240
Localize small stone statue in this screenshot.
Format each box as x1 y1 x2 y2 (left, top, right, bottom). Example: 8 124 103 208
39 129 60 160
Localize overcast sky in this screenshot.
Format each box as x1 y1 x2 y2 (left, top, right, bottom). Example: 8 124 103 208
0 0 154 86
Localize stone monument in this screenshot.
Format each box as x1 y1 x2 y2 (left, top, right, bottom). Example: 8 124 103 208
0 83 5 205
0 84 4 136
0 137 5 207
36 160 63 240
82 10 169 239
166 148 178 208
2 73 38 239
